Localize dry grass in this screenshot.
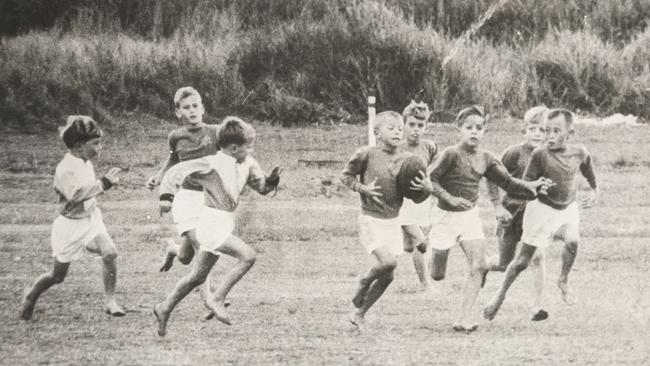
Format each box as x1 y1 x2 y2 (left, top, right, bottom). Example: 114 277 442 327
0 119 649 365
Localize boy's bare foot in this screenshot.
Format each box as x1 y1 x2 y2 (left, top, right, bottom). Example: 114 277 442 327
153 303 169 337
483 296 503 321
557 280 577 305
349 310 366 332
452 322 478 333
206 300 232 325
531 308 549 321
159 239 177 272
202 300 232 321
105 300 126 317
352 277 371 308
20 291 35 321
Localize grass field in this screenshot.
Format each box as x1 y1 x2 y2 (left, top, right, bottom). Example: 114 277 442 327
1 118 649 365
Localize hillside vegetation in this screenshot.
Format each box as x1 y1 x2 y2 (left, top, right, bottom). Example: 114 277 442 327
1 0 649 130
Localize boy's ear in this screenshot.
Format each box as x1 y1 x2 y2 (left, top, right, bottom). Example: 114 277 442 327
175 109 182 119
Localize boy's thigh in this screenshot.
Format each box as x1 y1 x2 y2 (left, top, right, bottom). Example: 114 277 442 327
552 203 580 243
172 189 204 235
86 232 117 257
359 215 402 256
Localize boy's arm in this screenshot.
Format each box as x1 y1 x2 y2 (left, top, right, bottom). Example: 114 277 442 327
579 147 598 208
56 168 119 202
340 147 368 192
246 159 281 195
147 133 180 189
158 157 211 202
428 150 456 202
484 153 539 200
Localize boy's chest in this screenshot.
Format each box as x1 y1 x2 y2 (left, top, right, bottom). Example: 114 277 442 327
174 133 217 160
453 152 490 179
544 151 583 175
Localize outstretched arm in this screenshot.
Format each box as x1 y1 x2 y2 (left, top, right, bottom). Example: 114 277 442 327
247 160 282 195
56 167 121 202
579 149 598 208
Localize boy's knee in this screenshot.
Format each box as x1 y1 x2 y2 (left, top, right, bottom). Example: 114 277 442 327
242 250 257 264
431 273 445 281
102 249 118 262
51 272 67 284
177 252 194 265
565 241 578 255
513 257 530 273
378 259 397 274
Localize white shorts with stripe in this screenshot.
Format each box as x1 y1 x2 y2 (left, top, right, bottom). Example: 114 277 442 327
428 206 485 250
51 208 110 263
171 188 204 235
521 199 579 249
358 214 403 256
196 206 236 255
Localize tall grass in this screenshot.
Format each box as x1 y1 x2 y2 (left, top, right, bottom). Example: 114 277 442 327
0 0 649 130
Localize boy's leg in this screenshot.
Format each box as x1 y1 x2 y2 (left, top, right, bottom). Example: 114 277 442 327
20 259 70 320
205 235 256 325
530 250 548 321
454 239 488 331
483 243 537 320
351 246 398 329
86 233 125 316
430 249 450 281
558 240 578 305
159 230 197 272
403 225 432 291
154 250 218 336
486 228 518 272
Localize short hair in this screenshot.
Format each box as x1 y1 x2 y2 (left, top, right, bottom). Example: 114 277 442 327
218 118 255 147
523 105 548 126
59 115 102 149
373 111 404 131
402 100 431 122
456 105 488 127
173 86 202 108
222 116 245 125
545 108 574 129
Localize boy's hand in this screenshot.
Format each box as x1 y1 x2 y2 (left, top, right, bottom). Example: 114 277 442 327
410 170 433 194
359 178 383 205
445 196 474 210
495 205 513 226
578 188 598 209
267 167 283 186
529 177 555 196
416 241 427 254
104 168 122 185
159 201 172 217
146 175 159 190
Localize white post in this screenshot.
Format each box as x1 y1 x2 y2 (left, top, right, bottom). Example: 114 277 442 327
368 95 376 146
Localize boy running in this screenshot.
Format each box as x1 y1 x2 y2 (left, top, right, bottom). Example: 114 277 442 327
484 108 598 321
398 100 437 293
20 116 125 320
485 105 550 321
146 87 218 303
153 118 281 336
342 111 416 331
411 106 552 332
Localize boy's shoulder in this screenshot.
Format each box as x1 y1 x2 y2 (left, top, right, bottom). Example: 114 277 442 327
569 143 590 155
56 153 86 173
504 141 530 154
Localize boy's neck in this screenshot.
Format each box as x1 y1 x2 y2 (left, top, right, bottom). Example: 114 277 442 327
184 122 204 131
406 138 421 147
69 149 87 162
459 141 479 153
377 141 397 152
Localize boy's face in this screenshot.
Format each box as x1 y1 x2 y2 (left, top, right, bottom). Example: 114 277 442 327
545 115 572 150
175 94 204 127
404 116 426 144
458 115 486 148
523 122 547 148
78 138 101 161
231 138 255 163
376 118 404 149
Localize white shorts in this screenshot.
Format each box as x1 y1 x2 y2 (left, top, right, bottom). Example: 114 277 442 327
358 215 403 256
172 188 204 235
51 208 109 263
428 206 485 250
196 206 236 255
521 200 579 249
397 197 433 226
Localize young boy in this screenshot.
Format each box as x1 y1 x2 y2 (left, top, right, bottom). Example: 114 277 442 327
410 106 551 332
398 100 437 293
153 118 281 336
485 105 550 321
341 111 412 331
483 108 598 321
146 87 219 307
20 116 125 320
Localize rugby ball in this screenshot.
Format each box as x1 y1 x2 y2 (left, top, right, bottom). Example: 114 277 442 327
396 154 428 203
